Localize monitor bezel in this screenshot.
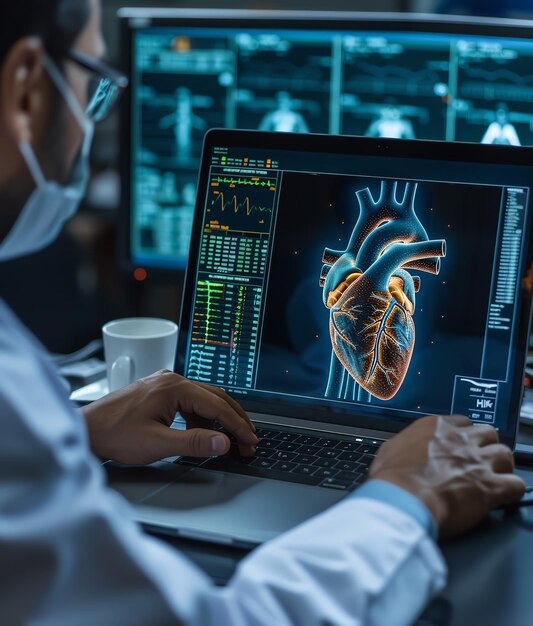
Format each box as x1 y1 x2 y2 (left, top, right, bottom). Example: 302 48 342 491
177 128 533 449
118 8 533 279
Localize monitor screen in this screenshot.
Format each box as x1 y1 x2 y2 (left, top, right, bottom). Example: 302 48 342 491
121 10 533 271
177 132 533 444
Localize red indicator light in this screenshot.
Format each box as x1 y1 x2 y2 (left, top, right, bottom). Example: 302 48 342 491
134 268 148 282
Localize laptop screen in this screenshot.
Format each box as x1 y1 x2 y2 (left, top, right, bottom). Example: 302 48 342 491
178 132 533 444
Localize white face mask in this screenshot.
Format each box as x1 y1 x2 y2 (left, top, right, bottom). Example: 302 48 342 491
0 56 94 262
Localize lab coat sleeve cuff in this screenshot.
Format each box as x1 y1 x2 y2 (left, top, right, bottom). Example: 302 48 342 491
352 479 438 540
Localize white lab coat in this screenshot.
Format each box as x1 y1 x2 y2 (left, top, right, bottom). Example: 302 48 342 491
0 299 447 626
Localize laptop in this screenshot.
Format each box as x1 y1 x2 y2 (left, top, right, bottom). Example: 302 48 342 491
107 130 533 547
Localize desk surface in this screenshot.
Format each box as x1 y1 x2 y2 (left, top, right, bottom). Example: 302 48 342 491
157 464 533 626
438 464 533 626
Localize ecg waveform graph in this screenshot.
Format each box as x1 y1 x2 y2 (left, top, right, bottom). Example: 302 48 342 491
343 57 447 99
458 64 533 102
211 192 272 217
211 176 277 189
206 172 277 233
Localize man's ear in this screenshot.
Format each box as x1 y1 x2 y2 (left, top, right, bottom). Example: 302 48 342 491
0 37 50 148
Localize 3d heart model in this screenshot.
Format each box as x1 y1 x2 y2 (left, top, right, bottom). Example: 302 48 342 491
320 180 446 401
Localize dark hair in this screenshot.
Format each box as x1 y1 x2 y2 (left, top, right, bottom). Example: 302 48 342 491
1 1 90 63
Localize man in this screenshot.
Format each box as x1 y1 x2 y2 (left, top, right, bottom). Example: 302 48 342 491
0 2 525 625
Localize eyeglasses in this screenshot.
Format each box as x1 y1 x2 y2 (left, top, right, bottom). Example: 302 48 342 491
67 50 129 122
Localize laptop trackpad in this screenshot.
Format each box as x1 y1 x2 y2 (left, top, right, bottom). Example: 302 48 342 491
135 468 346 546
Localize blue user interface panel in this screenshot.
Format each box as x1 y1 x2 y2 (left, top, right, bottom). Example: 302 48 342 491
181 143 532 436
128 25 533 269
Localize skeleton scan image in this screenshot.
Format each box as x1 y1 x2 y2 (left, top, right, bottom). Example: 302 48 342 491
481 105 521 146
258 92 310 133
365 105 417 139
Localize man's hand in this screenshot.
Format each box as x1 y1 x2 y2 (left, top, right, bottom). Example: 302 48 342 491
82 370 258 465
369 415 525 540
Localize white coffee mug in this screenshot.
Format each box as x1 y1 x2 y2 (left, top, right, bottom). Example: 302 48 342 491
102 318 178 392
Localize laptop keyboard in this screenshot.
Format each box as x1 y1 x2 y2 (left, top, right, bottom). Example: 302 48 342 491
175 425 384 491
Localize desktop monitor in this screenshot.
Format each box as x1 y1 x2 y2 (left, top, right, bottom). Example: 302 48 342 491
119 8 533 274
